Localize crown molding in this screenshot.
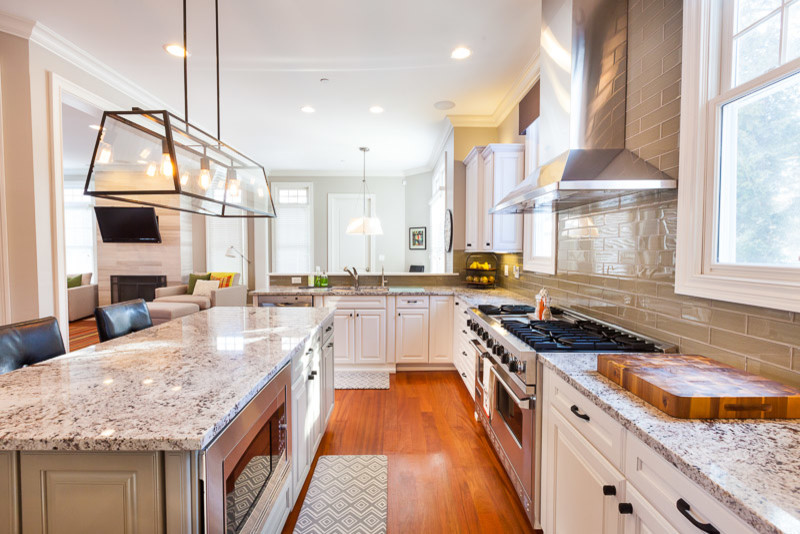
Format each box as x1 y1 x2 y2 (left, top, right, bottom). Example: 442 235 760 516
402 166 433 177
0 11 35 39
421 118 454 173
269 169 405 178
27 21 176 113
447 49 541 129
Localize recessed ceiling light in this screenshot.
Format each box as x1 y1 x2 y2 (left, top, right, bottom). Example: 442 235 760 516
369 106 384 114
163 43 188 57
451 46 472 59
434 100 456 110
301 105 315 113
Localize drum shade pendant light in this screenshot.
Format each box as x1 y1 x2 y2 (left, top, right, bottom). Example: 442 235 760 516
83 0 276 218
346 147 383 235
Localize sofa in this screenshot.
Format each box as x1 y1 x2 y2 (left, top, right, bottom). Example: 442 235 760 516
153 273 248 309
67 273 99 322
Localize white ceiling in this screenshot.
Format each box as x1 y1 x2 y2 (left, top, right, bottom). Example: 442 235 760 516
4 0 540 174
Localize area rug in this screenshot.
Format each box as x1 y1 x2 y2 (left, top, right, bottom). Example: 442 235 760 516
293 455 388 534
68 318 100 351
334 371 390 390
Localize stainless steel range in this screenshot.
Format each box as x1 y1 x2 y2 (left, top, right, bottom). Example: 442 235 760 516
467 304 676 529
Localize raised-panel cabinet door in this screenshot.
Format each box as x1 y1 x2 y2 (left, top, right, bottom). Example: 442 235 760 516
481 154 494 251
623 485 679 534
333 310 355 364
429 296 454 363
543 408 626 534
465 158 479 251
291 374 309 503
322 345 335 424
492 151 525 252
308 354 322 453
395 309 429 363
355 310 386 364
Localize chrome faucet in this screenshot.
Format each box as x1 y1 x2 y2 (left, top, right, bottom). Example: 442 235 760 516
343 266 359 290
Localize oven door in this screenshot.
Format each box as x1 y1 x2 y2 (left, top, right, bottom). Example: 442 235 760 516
203 364 291 534
471 338 493 417
490 365 535 496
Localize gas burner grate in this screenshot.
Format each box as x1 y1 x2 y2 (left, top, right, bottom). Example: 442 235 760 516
500 318 657 353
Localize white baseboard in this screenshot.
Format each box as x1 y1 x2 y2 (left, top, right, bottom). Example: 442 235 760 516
395 363 456 372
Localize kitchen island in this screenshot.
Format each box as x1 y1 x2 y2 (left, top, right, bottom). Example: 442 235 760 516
0 306 335 533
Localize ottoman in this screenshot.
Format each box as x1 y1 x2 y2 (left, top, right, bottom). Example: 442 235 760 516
146 301 201 325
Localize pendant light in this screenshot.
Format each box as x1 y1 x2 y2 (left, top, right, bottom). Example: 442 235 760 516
346 147 383 235
83 0 276 218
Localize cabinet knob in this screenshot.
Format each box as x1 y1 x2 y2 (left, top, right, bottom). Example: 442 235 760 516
327 343 333 348
308 374 315 380
310 370 318 376
461 373 466 378
618 503 633 515
602 485 616 496
467 243 472 247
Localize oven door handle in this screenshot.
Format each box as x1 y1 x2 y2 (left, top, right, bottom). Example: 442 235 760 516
470 338 488 354
490 366 533 410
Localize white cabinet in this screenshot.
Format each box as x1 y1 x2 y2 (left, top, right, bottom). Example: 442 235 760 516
484 144 525 252
623 485 678 534
463 144 524 253
542 407 626 534
395 308 429 363
355 310 386 364
291 372 310 502
332 310 355 364
452 297 475 397
428 296 453 364
321 335 335 426
464 146 485 251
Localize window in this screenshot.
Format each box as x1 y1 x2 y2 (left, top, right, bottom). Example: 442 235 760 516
271 183 313 273
429 162 446 273
63 181 96 277
206 216 247 280
521 119 557 274
676 1 800 312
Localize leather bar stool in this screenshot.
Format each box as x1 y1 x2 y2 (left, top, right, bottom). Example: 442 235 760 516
0 317 66 375
95 299 153 342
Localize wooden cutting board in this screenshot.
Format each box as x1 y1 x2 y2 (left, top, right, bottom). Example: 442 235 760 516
597 353 800 419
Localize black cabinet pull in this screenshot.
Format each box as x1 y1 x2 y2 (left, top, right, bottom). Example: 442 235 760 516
570 405 590 421
461 373 466 378
311 370 318 376
486 242 490 246
327 343 333 348
325 326 332 332
676 499 720 534
618 503 633 515
308 373 315 380
602 485 616 496
467 243 472 247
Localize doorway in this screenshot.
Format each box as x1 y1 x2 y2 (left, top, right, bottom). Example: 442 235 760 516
328 193 377 272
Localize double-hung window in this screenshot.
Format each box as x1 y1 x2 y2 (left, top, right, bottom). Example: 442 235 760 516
430 163 446 273
271 183 313 273
677 0 800 312
63 180 97 278
522 118 557 274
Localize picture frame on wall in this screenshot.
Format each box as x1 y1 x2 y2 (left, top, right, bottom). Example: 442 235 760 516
409 227 426 250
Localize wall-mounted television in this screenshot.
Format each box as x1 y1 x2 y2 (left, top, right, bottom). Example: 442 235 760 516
94 207 162 243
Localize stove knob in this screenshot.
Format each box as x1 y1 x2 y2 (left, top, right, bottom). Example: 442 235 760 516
517 360 527 373
481 332 490 342
467 319 473 328
493 345 503 356
501 352 511 364
486 339 495 349
508 358 520 373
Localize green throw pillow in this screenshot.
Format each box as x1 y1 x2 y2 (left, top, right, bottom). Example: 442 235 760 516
67 274 82 288
188 272 211 294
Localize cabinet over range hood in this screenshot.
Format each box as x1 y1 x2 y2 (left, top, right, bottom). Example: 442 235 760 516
491 0 676 215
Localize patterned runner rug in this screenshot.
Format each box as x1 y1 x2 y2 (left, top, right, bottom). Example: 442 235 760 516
294 455 388 534
334 371 390 390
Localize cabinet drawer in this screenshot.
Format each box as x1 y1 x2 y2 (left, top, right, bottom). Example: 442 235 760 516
322 296 386 309
321 318 334 345
396 296 429 308
548 372 626 469
293 339 316 378
625 435 756 534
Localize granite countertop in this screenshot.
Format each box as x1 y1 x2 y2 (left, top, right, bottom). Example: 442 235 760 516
0 307 334 452
539 353 800 534
251 285 530 305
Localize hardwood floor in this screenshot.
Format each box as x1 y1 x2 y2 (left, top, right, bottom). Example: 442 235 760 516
283 371 536 533
68 318 100 351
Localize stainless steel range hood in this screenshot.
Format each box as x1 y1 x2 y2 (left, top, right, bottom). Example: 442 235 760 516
491 0 676 214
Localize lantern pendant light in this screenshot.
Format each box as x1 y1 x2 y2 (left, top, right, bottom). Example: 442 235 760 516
346 147 383 235
83 0 276 218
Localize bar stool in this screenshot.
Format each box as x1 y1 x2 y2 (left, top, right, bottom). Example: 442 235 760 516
95 299 153 342
0 317 66 375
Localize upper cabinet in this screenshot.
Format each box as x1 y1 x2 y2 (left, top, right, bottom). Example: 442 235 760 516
463 144 525 253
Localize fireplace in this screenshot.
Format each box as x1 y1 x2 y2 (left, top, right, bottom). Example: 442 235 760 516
110 275 167 303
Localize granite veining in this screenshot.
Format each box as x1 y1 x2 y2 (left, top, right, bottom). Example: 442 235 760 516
0 307 334 452
539 352 800 534
252 285 529 305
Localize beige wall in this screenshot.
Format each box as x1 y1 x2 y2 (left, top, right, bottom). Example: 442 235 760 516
497 104 526 144
452 126 497 162
404 171 431 272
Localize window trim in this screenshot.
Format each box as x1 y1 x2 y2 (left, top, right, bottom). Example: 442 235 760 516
676 1 800 312
522 211 557 275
